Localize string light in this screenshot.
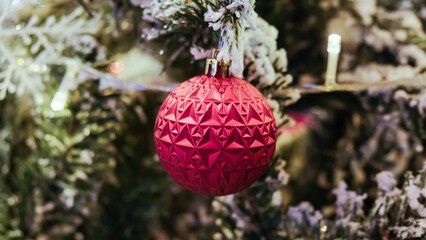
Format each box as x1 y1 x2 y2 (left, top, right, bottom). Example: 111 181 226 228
325 34 341 87
50 64 78 111
11 0 22 6
50 80 69 111
16 57 25 65
109 60 124 74
50 58 176 112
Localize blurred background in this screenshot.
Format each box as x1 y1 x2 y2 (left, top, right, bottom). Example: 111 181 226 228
0 0 425 239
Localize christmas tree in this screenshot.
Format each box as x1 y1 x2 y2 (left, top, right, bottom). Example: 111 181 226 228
0 0 425 239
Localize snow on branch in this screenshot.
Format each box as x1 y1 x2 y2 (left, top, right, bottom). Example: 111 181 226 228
0 5 101 102
138 0 291 86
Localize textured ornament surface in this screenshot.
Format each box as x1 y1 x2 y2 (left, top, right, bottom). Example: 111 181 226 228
154 75 277 196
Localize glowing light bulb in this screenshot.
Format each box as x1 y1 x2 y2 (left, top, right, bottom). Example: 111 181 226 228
325 34 341 87
109 60 124 74
11 0 22 6
327 34 341 53
50 89 68 111
50 65 78 111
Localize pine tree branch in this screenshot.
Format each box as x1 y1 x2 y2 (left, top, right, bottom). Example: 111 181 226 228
72 0 94 17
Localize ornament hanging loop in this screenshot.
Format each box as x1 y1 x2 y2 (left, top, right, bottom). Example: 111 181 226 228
205 48 230 77
205 27 231 77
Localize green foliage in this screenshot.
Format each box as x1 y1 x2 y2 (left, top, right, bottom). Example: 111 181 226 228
1 0 425 240
0 79 219 239
0 80 118 239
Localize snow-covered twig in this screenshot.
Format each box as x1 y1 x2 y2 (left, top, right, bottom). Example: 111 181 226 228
139 0 291 86
0 6 102 102
0 0 11 26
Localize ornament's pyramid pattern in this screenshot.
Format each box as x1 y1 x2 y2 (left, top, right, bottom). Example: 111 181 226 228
154 75 277 196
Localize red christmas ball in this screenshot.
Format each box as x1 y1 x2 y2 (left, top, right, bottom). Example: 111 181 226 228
154 75 276 196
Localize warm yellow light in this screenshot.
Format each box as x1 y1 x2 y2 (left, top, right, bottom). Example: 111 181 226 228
327 34 341 53
50 90 68 111
325 34 341 86
109 60 124 74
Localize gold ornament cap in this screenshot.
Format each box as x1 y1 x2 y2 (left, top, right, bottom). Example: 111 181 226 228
205 48 231 77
